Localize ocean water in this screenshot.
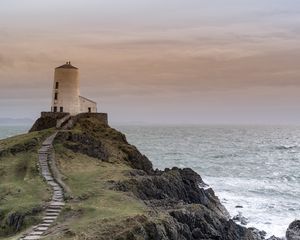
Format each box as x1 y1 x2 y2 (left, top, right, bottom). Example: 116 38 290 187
116 125 300 238
1 125 299 237
0 126 29 140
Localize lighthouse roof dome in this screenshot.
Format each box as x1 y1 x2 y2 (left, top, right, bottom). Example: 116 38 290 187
56 61 78 70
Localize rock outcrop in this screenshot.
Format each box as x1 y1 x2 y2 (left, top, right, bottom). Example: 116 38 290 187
287 220 300 240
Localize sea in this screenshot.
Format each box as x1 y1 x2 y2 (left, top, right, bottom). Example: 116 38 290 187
1 125 299 238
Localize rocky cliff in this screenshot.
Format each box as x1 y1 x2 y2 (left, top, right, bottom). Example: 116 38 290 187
0 114 293 239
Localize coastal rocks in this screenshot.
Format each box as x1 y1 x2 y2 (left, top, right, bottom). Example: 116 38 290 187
233 212 249 225
114 166 270 240
267 236 282 240
119 144 153 174
117 167 229 218
248 228 267 240
286 220 300 240
118 211 259 240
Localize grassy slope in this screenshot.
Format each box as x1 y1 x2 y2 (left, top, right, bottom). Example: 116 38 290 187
0 130 53 238
44 143 146 239
0 119 149 239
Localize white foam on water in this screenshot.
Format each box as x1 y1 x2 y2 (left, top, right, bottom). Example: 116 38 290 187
205 176 299 238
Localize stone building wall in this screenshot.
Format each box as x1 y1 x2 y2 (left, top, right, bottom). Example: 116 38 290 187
79 96 97 113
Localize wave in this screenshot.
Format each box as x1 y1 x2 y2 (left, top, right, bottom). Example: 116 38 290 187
275 145 299 150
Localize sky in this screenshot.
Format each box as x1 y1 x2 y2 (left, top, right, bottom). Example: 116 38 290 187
1 0 300 124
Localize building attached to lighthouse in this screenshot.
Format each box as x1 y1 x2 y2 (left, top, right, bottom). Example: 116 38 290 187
51 62 97 115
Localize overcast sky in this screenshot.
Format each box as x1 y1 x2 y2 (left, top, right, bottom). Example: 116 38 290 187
1 0 300 124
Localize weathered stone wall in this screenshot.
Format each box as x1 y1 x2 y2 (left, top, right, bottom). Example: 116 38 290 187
29 112 108 132
73 113 108 124
41 112 69 118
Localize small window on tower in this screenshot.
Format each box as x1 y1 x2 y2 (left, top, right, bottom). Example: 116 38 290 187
53 106 57 112
54 93 58 100
60 107 63 112
55 82 59 89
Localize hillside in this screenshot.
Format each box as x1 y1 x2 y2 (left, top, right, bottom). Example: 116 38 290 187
0 115 276 240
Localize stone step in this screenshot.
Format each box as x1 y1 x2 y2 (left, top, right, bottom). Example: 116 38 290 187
35 226 49 231
30 231 43 235
43 219 54 224
53 195 63 198
50 201 65 206
53 189 63 193
38 223 52 226
48 205 63 210
45 213 60 217
46 208 61 212
23 236 41 240
48 182 59 187
43 216 57 220
52 196 63 199
53 189 63 192
53 194 63 197
53 193 63 197
44 176 53 181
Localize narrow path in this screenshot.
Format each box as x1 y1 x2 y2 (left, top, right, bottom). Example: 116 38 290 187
20 132 65 240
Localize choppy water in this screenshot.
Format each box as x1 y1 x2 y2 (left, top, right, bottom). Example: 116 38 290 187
116 125 300 238
1 125 299 237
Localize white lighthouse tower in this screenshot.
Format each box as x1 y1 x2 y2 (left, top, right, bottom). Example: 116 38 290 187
51 62 97 115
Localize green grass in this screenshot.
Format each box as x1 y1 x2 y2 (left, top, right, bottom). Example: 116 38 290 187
0 129 53 238
0 152 51 238
0 129 54 156
47 144 146 239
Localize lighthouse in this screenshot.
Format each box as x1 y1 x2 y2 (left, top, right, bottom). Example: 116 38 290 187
51 62 97 115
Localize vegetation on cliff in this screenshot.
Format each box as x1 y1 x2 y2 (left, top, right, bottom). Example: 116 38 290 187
0 115 274 239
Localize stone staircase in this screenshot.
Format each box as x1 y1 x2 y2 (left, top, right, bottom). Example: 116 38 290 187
56 114 71 129
20 132 65 240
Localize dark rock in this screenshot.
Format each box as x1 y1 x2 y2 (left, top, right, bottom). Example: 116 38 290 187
116 168 229 219
267 236 282 240
6 212 24 232
248 228 267 240
233 212 249 225
286 220 300 240
59 131 109 161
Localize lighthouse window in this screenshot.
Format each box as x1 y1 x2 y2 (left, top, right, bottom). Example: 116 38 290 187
60 107 64 112
55 82 59 89
54 93 58 100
